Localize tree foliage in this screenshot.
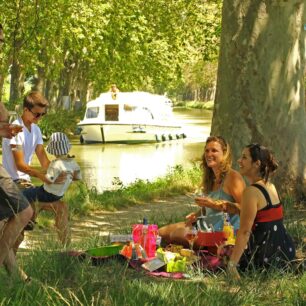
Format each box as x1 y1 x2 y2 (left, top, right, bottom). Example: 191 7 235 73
0 0 222 106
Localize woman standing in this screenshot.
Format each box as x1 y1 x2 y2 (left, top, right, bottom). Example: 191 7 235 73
159 136 246 246
227 144 295 280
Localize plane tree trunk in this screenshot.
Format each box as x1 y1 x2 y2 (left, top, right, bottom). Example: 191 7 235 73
211 1 306 197
9 56 24 104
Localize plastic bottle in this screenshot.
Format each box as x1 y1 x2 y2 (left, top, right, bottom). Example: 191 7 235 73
146 224 158 258
140 218 158 258
141 218 149 255
132 224 142 244
223 213 235 244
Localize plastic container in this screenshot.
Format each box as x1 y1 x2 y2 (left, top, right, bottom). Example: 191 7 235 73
86 245 123 257
197 231 226 247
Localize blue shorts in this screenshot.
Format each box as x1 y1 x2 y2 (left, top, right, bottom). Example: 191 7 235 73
23 185 62 203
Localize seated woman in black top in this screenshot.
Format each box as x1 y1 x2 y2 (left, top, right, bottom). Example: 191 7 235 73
227 144 295 280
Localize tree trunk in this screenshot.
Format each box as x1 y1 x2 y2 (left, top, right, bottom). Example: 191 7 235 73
9 57 24 104
32 66 45 93
57 62 74 108
79 80 89 104
45 79 58 109
0 74 5 101
211 1 306 196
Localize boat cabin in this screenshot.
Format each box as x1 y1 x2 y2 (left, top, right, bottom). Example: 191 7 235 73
83 92 173 124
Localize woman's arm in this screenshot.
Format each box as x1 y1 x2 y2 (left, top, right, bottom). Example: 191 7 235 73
185 208 205 226
227 187 258 279
220 170 246 215
195 170 246 213
225 170 246 204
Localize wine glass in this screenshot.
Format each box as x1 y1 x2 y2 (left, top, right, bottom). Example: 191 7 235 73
185 227 198 251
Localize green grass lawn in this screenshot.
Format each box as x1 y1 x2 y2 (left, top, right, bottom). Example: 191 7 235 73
0 217 304 306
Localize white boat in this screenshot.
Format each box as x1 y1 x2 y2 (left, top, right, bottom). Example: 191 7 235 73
77 92 185 143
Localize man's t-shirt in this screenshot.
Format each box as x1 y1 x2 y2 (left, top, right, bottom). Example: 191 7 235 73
2 118 43 181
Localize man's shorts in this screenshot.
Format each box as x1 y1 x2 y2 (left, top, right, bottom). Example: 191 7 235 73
0 165 30 221
23 185 62 203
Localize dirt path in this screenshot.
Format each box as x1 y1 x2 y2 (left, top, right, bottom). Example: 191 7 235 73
20 195 196 250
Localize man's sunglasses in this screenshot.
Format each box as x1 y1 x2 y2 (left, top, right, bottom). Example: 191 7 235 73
27 108 46 118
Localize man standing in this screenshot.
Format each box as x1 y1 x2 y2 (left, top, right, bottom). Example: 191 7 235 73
0 102 33 282
2 91 70 245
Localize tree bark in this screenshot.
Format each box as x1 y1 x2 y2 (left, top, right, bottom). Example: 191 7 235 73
32 66 45 93
45 79 58 108
9 57 24 104
0 74 5 101
211 1 306 196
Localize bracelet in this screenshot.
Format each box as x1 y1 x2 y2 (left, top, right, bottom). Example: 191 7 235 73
227 260 237 268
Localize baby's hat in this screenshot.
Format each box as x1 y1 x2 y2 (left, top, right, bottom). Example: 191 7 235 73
46 132 71 156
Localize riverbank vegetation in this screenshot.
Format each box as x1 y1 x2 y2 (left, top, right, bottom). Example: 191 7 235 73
174 100 214 110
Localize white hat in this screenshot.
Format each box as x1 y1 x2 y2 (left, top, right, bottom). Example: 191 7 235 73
46 132 71 156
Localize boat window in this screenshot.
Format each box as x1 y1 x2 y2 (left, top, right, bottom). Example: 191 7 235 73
105 104 119 121
124 104 136 111
86 107 99 118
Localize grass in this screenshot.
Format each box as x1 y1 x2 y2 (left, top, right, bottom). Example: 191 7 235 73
0 210 304 306
173 100 214 110
62 164 202 215
34 163 201 231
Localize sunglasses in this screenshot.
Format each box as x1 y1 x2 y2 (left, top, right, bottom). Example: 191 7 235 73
27 108 46 118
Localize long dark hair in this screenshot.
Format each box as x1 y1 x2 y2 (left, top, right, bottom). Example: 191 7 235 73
246 143 278 182
201 136 232 193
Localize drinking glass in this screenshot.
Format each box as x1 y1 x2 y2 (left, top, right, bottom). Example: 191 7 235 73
10 124 23 151
185 227 198 251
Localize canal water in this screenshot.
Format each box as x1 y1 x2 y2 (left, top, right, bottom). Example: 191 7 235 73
71 108 212 192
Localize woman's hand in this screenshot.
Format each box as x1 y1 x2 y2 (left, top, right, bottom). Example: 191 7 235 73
195 196 224 211
185 212 197 226
222 202 241 215
195 196 215 207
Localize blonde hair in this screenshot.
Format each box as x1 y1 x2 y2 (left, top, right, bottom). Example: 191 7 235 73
201 136 232 193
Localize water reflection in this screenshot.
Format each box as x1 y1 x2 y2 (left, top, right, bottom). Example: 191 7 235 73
73 142 187 192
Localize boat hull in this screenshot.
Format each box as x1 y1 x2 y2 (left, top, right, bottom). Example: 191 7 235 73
78 123 184 143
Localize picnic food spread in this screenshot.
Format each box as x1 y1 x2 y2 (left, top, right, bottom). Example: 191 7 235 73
68 214 237 277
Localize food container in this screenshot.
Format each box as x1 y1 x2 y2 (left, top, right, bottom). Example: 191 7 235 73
86 245 123 257
196 231 226 247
